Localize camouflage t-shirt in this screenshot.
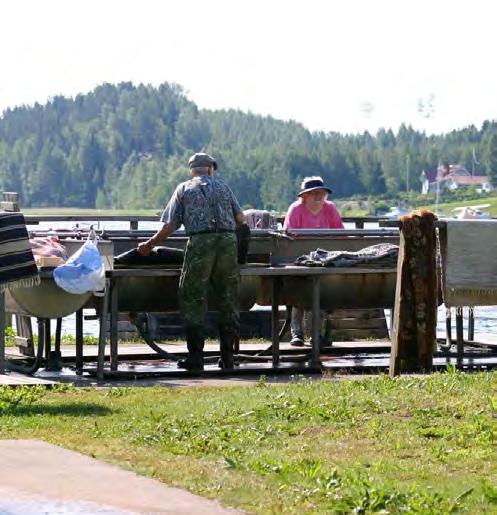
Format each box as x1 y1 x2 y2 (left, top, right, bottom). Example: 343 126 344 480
160 175 242 235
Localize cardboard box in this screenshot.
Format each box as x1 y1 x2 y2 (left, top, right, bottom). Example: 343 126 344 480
35 255 65 268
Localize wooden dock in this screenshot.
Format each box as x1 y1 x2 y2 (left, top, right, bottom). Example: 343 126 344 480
0 340 392 386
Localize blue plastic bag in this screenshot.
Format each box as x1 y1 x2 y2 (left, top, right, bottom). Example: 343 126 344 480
53 240 105 294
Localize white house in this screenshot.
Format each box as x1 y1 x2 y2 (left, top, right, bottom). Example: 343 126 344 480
421 164 492 194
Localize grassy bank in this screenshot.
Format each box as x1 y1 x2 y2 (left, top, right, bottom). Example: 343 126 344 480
421 195 497 217
338 193 497 218
1 371 497 513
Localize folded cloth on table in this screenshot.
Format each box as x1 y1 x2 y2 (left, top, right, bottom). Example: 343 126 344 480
441 220 497 306
0 212 39 291
30 236 68 267
295 243 399 268
115 246 184 266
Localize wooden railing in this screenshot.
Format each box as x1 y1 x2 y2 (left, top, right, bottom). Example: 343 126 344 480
24 214 389 231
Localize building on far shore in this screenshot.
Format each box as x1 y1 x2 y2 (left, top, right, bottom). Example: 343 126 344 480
421 163 493 195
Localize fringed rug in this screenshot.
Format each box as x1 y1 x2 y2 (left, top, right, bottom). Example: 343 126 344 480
0 212 39 291
441 220 497 306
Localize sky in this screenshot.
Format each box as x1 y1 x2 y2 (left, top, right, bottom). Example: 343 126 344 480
1 0 496 135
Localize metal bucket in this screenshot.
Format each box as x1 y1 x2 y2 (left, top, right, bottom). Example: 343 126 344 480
256 270 397 310
109 274 258 312
5 239 113 319
6 276 92 319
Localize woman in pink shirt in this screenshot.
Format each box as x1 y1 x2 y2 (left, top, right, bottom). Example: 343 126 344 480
283 177 344 232
283 176 344 347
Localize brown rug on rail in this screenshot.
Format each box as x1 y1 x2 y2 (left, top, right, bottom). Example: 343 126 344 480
390 210 438 373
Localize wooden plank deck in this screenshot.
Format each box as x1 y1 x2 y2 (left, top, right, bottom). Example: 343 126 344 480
54 340 391 358
5 339 391 359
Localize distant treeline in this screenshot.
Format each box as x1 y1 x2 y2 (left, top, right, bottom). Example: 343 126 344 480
1 81 497 210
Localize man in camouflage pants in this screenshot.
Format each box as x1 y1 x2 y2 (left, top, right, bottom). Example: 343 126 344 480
138 152 245 372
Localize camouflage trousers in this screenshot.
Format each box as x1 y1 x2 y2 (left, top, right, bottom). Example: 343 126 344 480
179 232 239 335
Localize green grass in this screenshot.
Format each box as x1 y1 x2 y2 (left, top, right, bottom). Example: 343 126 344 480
3 327 99 347
1 372 497 513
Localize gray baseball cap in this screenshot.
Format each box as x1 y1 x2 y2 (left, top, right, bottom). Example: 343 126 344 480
188 152 217 170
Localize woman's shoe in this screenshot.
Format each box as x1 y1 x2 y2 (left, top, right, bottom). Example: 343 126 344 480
290 337 305 347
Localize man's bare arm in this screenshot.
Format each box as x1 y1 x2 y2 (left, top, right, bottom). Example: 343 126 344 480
137 223 176 256
235 212 245 225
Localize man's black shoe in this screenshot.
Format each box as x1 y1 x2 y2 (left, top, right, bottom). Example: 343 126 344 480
177 357 204 372
218 356 234 370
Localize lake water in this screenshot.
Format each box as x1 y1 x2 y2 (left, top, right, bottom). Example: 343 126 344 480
19 219 497 343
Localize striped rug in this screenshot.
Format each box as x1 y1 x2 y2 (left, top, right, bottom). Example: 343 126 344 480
0 212 39 291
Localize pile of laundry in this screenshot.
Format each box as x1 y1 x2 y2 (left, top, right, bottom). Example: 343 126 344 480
30 236 68 268
295 243 399 268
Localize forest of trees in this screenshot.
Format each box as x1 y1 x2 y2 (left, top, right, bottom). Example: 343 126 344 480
1 81 497 211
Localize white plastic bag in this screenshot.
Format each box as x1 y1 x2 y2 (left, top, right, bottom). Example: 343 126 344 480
53 239 105 294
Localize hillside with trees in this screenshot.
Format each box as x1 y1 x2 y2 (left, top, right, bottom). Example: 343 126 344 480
1 82 497 211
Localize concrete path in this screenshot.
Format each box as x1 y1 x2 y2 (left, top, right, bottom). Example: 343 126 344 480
0 440 241 514
0 373 56 386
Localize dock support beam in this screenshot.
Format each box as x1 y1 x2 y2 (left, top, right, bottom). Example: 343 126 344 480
97 279 111 381
310 277 321 367
271 277 280 367
468 307 475 341
110 278 119 371
445 308 452 348
0 291 4 374
75 309 84 375
456 307 464 368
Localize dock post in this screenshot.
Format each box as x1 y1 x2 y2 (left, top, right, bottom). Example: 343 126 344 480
109 277 119 371
44 319 51 366
310 277 321 367
390 230 406 377
467 307 474 341
445 307 452 348
456 307 464 368
97 279 111 381
0 291 5 374
271 277 280 366
75 309 84 375
390 211 438 376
